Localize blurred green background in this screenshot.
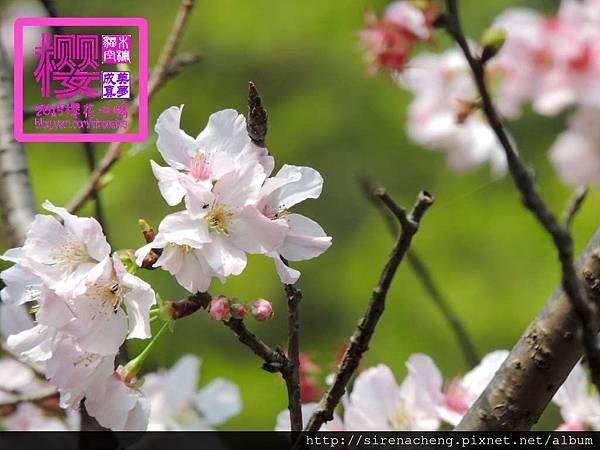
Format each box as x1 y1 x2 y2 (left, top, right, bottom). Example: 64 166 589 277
1 0 592 430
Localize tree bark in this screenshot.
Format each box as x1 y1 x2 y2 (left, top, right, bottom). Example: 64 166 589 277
0 38 36 246
457 228 600 430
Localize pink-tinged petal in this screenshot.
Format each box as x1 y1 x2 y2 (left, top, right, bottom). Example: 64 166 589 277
195 378 242 426
195 109 250 163
166 355 201 410
278 214 332 262
270 253 300 284
0 264 42 305
556 421 585 431
176 250 214 293
0 358 35 391
267 165 324 211
0 304 34 339
462 350 508 400
42 201 110 262
155 105 196 171
7 325 54 363
202 234 247 278
85 375 148 431
229 206 288 254
347 364 400 429
180 180 216 219
553 360 597 424
400 353 444 430
65 307 128 356
150 160 187 206
213 163 266 209
550 128 600 187
157 210 211 246
384 1 430 39
35 288 74 327
2 403 69 431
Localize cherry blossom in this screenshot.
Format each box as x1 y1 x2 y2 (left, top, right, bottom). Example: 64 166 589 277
208 295 230 321
359 0 436 73
250 299 273 321
549 108 600 188
398 48 507 173
437 350 508 426
2 201 110 298
343 355 443 431
553 360 600 431
63 254 156 356
151 106 273 206
142 355 241 430
256 165 332 284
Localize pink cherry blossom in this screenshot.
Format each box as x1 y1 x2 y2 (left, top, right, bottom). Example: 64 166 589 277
208 295 230 321
437 350 508 426
135 210 215 293
549 108 600 188
151 106 273 206
251 299 273 321
343 355 444 431
142 355 241 430
359 1 436 73
398 48 508 173
256 165 332 284
1 201 110 298
553 359 600 431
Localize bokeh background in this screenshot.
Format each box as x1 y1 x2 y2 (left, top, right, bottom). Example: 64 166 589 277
0 0 590 430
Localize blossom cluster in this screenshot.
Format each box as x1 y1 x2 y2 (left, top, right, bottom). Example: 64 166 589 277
363 0 600 187
136 106 332 290
0 203 156 430
276 351 600 431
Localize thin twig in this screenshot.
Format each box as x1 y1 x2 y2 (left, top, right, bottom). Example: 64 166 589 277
284 281 303 431
563 186 588 229
303 189 434 432
358 175 479 366
66 0 197 214
441 0 600 427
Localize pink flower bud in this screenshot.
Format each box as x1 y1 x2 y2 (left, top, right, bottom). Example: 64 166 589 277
231 303 248 319
251 299 273 321
208 295 230 321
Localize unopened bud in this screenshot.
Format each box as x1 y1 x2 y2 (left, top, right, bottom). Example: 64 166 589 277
480 27 506 64
251 299 273 322
208 295 230 321
231 303 248 319
138 219 155 243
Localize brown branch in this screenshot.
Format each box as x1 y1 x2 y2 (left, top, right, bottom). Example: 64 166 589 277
456 229 600 430
563 186 588 229
303 189 434 432
441 0 600 428
284 281 303 431
66 0 198 215
358 175 479 367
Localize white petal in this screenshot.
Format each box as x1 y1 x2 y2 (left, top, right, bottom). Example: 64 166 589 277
155 106 196 170
270 253 300 284
150 160 187 206
195 109 250 164
202 234 247 278
0 303 34 339
268 165 324 210
195 378 242 426
229 206 288 254
278 214 332 261
166 355 200 410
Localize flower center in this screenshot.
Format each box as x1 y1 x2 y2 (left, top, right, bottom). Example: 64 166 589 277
206 203 232 236
88 281 124 315
54 238 92 265
390 399 413 430
190 153 211 181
